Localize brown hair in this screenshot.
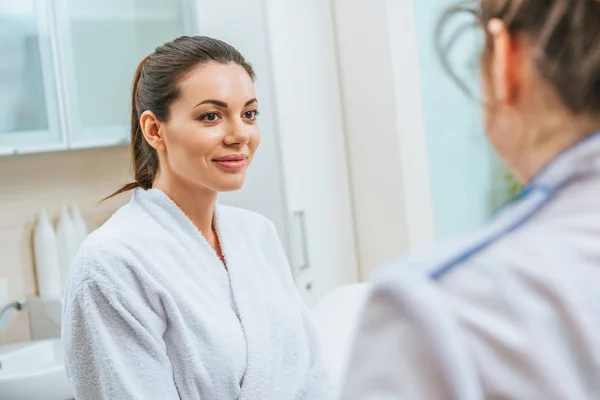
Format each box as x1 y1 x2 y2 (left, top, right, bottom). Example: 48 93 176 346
107 36 255 199
437 0 600 115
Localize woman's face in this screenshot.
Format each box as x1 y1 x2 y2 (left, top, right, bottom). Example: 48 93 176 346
157 62 260 192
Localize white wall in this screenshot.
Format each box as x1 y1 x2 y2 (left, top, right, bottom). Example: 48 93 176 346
0 146 131 344
332 0 435 278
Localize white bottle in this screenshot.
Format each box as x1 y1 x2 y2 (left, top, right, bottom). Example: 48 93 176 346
70 204 88 250
56 205 77 288
33 208 62 300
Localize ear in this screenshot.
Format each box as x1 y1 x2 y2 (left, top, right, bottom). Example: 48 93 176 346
140 110 166 152
487 19 522 105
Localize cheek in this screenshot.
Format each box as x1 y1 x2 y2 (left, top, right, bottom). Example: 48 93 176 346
482 96 494 135
481 80 505 155
481 74 498 138
249 126 261 152
482 100 518 162
168 120 223 157
190 126 225 153
483 108 499 146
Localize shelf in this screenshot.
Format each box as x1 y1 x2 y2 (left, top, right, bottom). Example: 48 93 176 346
68 124 129 150
0 142 68 156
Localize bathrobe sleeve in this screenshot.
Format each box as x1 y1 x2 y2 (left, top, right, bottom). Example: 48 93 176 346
340 266 483 400
62 268 180 400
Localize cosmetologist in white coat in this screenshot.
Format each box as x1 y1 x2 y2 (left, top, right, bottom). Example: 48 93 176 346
342 1 600 399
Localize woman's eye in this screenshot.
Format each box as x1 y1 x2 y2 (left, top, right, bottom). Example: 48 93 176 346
244 110 259 120
200 112 220 122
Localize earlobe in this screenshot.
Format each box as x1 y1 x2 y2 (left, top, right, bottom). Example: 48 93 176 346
140 110 166 152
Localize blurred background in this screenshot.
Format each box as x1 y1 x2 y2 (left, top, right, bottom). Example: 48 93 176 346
0 0 515 350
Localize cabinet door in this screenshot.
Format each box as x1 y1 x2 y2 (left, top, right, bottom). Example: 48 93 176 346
263 0 360 304
0 0 64 155
54 0 191 149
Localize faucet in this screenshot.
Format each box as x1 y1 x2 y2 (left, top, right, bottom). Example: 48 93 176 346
0 300 27 334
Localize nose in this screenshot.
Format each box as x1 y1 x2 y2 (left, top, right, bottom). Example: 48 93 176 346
224 118 250 146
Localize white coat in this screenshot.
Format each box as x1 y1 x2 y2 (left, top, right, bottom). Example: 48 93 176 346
342 131 600 400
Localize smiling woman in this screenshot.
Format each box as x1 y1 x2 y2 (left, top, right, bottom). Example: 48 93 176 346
61 36 331 400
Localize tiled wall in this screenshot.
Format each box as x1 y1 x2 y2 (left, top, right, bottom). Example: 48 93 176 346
0 146 132 344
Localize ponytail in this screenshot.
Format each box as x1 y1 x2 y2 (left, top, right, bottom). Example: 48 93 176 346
105 54 158 200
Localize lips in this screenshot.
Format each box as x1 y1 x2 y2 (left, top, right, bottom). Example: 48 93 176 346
212 154 248 171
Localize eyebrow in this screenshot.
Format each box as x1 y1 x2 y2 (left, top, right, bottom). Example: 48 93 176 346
194 98 258 109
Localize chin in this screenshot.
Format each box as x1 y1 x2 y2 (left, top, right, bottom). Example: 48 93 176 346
214 178 246 192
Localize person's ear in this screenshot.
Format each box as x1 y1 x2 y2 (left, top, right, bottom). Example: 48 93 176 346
487 19 523 106
140 110 166 152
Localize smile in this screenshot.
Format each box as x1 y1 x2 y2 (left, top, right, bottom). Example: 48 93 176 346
212 154 249 171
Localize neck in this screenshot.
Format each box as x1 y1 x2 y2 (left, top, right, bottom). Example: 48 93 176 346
152 172 217 238
507 118 600 184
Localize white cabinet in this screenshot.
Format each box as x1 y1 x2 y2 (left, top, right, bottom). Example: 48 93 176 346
0 0 63 154
263 0 360 304
0 0 192 154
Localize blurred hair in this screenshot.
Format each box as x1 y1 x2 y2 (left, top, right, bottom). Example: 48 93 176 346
436 0 600 115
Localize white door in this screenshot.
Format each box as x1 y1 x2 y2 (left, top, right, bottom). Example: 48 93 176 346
263 0 359 304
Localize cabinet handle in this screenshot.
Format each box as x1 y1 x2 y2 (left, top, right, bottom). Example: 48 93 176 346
292 210 310 271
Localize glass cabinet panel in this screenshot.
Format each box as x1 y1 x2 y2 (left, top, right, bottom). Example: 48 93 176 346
54 0 191 148
0 0 63 154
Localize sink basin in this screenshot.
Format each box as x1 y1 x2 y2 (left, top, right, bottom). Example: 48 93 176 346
0 339 73 400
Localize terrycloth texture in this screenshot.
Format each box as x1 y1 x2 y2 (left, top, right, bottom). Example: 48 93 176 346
342 132 600 400
62 188 330 400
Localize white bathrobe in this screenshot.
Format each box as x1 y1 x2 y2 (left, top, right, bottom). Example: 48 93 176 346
342 131 600 399
62 188 330 400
